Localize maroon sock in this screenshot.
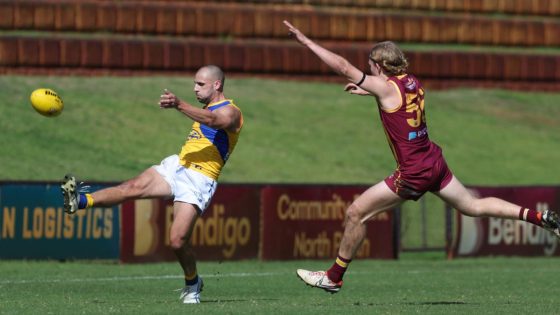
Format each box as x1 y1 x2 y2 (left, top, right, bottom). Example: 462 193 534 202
518 207 543 226
326 255 351 283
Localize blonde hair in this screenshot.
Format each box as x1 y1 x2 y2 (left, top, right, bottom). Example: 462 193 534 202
369 41 408 76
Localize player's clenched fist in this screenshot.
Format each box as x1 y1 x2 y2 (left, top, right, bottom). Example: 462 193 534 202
159 89 179 108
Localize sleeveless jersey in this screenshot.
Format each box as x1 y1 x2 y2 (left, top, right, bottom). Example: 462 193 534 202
178 99 243 180
379 74 442 177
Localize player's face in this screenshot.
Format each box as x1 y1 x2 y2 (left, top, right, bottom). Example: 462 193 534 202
193 71 218 104
369 59 381 76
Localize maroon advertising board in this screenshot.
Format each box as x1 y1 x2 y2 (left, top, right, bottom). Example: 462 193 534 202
121 185 261 262
260 185 397 260
452 186 560 257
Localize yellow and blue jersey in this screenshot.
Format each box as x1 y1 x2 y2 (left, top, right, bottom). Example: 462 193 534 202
178 99 242 180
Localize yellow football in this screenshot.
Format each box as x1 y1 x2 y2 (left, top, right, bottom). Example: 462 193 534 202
30 88 64 117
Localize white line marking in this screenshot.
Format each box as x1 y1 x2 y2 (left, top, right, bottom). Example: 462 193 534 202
0 272 283 285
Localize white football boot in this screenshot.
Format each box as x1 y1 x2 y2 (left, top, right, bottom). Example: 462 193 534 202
179 277 203 304
542 210 560 238
296 269 342 293
61 174 79 214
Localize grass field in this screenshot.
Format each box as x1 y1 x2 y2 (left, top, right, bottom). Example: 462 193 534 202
1 75 559 185
1 254 559 314
1 75 560 313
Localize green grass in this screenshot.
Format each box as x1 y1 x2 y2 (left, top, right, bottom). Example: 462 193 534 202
1 75 559 186
1 255 559 314
2 76 560 313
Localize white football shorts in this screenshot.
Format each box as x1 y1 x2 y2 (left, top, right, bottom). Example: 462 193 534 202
153 154 217 213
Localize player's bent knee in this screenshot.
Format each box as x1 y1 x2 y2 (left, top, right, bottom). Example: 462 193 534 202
345 204 364 223
119 179 148 198
169 235 186 250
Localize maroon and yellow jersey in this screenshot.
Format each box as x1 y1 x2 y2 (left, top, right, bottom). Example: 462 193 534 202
379 74 443 177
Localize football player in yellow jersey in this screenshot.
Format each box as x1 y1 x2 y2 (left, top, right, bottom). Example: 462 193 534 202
61 65 243 304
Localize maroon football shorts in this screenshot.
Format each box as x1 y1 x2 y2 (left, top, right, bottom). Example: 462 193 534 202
384 156 453 201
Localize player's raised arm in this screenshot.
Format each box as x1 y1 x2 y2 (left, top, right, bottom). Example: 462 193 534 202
283 20 392 102
283 21 361 83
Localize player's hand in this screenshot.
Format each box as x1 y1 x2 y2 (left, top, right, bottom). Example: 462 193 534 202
283 20 312 46
159 89 179 108
344 83 371 96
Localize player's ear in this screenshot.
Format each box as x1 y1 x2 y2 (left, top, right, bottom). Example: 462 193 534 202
214 80 222 91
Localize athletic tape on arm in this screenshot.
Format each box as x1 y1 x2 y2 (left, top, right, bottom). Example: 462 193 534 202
356 73 366 87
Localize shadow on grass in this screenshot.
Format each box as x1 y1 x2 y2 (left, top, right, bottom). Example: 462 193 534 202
202 298 280 303
406 301 469 305
353 301 471 306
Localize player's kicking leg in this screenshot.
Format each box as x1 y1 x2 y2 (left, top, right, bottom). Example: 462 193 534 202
61 167 171 214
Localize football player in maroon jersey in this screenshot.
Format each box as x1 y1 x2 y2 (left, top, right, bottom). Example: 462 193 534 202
284 20 560 293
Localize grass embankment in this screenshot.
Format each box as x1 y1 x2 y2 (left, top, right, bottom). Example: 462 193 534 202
1 75 558 185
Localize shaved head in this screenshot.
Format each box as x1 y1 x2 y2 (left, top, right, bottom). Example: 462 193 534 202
197 65 225 91
193 65 227 104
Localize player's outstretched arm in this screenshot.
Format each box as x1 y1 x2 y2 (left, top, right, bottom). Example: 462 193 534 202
159 89 241 131
284 20 393 100
283 20 363 85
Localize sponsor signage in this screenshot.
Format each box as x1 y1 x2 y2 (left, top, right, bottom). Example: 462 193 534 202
452 186 560 257
120 185 261 262
0 183 120 259
260 185 397 260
